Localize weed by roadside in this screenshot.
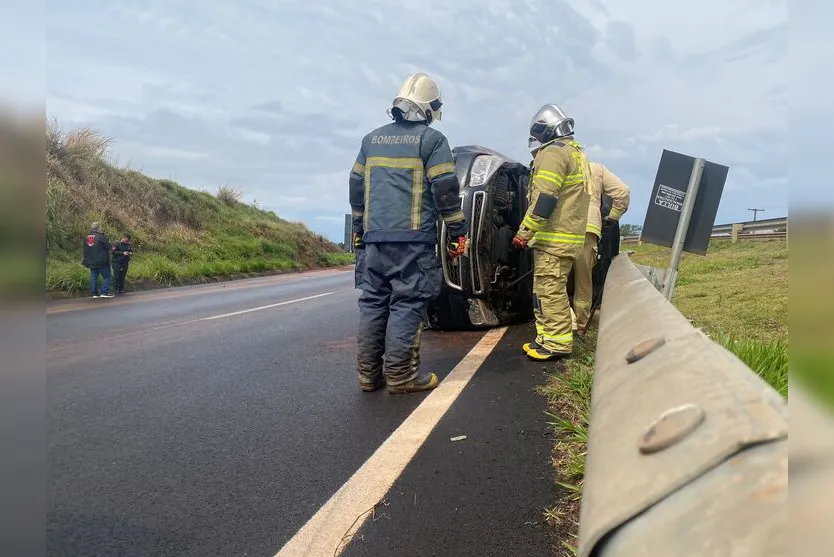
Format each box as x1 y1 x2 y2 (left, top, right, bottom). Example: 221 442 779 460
629 239 787 343
714 333 788 398
537 330 596 556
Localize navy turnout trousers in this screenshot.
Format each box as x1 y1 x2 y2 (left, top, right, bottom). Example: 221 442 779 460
356 242 442 387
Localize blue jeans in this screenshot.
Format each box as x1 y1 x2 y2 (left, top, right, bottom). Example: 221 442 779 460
90 266 111 295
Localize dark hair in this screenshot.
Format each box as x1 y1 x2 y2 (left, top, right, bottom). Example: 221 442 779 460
124 234 132 240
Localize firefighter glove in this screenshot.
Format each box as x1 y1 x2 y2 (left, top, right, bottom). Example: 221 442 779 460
512 235 529 250
513 225 534 249
353 232 365 250
447 235 467 259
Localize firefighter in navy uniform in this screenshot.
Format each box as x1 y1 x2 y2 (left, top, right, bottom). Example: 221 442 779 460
514 104 591 361
350 72 467 394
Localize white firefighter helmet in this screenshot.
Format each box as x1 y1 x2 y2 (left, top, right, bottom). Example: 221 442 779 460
390 72 443 124
528 104 574 151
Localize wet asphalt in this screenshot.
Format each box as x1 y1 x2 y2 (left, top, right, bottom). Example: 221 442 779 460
47 269 559 556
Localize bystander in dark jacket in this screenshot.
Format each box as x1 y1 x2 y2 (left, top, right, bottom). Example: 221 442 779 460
111 235 133 295
82 222 113 298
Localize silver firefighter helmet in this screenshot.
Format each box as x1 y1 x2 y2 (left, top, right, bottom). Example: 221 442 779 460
389 72 444 124
528 104 574 151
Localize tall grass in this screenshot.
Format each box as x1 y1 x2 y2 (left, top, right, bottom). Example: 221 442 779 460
45 119 352 295
715 333 789 398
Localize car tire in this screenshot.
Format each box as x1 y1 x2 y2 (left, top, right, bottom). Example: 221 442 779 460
490 173 511 212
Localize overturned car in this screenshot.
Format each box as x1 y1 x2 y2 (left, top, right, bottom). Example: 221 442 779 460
426 145 620 331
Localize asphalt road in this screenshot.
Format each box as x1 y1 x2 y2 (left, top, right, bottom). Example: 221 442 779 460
47 269 558 556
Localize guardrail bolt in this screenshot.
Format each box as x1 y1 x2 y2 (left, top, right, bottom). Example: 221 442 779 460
625 337 666 363
638 403 706 454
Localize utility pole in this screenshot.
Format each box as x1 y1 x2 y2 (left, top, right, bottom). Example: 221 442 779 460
747 208 764 221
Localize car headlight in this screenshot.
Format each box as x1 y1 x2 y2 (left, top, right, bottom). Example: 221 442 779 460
468 155 501 188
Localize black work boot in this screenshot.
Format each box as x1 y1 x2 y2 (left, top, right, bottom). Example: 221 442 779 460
359 374 386 393
387 372 439 395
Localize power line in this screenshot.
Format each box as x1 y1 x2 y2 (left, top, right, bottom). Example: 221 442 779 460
747 208 765 221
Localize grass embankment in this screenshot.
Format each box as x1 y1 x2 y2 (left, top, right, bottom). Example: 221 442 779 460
46 121 353 297
539 238 788 555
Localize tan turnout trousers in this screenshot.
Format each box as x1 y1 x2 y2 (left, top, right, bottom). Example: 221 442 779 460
573 232 599 330
533 251 576 353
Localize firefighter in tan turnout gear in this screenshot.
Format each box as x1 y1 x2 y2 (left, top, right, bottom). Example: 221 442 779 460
573 162 630 331
513 104 591 361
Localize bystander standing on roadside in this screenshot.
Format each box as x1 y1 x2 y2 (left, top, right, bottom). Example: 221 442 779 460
82 222 114 299
111 234 133 295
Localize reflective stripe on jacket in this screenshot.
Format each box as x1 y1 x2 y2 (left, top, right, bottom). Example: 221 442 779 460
523 137 591 258
348 121 466 244
586 162 631 238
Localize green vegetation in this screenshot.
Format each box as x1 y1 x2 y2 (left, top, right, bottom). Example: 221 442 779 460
629 239 787 343
713 332 788 398
540 238 788 555
46 120 353 296
538 332 595 554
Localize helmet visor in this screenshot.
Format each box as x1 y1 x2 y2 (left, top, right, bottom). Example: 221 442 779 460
529 121 549 143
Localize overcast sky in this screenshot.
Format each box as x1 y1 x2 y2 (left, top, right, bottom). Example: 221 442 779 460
42 0 799 242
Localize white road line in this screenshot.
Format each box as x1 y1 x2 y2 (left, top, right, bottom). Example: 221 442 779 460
48 291 343 354
274 326 509 557
199 292 335 321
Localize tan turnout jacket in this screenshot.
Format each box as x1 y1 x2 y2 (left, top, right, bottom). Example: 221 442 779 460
585 162 630 238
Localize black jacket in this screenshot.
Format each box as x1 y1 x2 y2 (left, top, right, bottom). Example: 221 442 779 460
82 231 111 268
111 241 133 267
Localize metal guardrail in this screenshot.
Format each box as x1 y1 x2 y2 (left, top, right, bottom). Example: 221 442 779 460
621 217 788 245
577 253 788 557
622 216 788 245
712 216 787 234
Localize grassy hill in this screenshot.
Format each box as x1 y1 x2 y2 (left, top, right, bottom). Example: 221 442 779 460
46 120 353 297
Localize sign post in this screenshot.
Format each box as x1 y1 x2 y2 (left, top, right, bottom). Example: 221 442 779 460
343 213 353 253
662 158 704 300
635 150 729 300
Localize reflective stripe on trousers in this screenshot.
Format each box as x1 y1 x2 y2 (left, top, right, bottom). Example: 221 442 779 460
532 251 575 353
356 242 442 386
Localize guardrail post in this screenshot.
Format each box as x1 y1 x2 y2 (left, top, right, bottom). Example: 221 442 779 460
731 223 743 243
577 253 788 557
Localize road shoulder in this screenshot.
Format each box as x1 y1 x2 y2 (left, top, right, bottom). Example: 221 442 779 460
341 323 559 557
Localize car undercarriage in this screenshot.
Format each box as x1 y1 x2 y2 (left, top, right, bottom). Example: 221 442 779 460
426 144 620 332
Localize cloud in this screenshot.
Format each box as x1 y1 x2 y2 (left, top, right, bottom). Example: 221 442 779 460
45 0 793 241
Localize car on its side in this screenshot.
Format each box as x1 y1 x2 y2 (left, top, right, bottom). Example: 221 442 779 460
426 144 620 331
426 145 535 330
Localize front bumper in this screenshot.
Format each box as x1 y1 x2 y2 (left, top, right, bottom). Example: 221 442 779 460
439 189 500 327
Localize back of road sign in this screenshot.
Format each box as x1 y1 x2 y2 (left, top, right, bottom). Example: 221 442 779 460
641 149 729 256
